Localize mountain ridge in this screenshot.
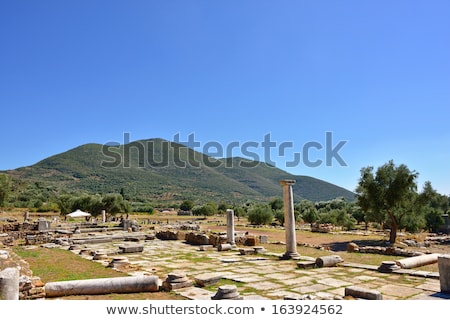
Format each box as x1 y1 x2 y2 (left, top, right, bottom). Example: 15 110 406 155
3 138 355 204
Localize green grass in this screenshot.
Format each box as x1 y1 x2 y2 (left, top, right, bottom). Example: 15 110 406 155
13 246 125 283
12 245 188 300
174 252 214 263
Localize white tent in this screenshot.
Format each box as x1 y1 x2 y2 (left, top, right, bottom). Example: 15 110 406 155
67 209 91 218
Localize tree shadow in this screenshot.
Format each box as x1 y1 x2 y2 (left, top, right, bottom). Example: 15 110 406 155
322 239 388 252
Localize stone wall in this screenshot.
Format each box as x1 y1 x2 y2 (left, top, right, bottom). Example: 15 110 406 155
347 242 424 257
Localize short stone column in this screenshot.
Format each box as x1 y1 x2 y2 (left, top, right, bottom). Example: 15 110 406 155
23 211 30 222
280 179 300 259
162 272 192 291
438 254 450 293
211 284 242 300
0 267 19 300
101 210 106 223
226 209 235 246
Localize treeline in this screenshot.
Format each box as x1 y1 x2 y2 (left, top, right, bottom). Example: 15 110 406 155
0 174 152 216
1 159 449 242
177 161 450 241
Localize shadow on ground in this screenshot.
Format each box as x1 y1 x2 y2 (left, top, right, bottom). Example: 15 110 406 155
429 292 450 299
322 239 388 252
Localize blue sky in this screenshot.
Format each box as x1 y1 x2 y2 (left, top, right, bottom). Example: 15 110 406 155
1 1 449 195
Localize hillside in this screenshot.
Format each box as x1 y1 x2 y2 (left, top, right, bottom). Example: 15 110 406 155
3 138 355 204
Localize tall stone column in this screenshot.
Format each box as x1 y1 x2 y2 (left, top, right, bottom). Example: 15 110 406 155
101 210 106 223
280 179 300 259
226 209 236 246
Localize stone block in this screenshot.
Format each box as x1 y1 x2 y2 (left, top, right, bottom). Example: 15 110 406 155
244 236 257 246
119 244 144 253
253 246 266 254
194 273 222 287
199 245 214 251
239 248 254 255
438 254 450 293
297 261 316 269
259 235 268 244
345 286 382 300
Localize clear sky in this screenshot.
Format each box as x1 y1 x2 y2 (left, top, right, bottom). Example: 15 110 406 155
1 1 449 195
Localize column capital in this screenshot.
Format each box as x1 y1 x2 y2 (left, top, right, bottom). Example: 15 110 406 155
279 179 296 186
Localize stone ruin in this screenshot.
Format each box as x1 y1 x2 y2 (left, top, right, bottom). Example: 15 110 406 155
162 272 193 291
211 285 242 300
2 179 450 300
347 242 431 257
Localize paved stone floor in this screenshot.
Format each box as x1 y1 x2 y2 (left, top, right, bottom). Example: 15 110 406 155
69 232 450 300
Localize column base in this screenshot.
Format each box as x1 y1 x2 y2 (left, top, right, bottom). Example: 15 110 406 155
280 252 301 260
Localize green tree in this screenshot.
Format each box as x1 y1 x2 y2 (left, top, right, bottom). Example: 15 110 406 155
419 181 446 232
56 194 75 215
232 205 246 220
102 193 129 216
298 200 319 227
179 200 194 211
247 204 273 225
273 210 284 225
355 160 418 244
71 194 103 217
269 197 283 211
191 204 216 217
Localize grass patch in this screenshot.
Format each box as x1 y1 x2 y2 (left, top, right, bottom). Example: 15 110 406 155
174 252 214 263
13 245 189 300
13 246 124 283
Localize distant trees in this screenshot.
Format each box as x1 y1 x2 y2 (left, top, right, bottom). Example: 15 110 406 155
247 204 273 225
296 198 356 231
298 200 319 227
1 159 448 239
0 174 12 208
179 200 194 211
191 202 216 216
269 197 284 225
56 193 130 218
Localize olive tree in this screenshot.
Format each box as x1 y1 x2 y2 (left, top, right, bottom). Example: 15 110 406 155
355 160 418 244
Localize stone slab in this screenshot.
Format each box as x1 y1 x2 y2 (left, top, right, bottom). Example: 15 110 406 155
194 272 223 287
317 277 353 288
283 276 314 286
242 294 270 300
353 275 378 282
175 287 214 300
378 284 424 298
265 273 298 280
416 281 440 292
291 283 331 294
244 281 284 291
345 286 383 300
